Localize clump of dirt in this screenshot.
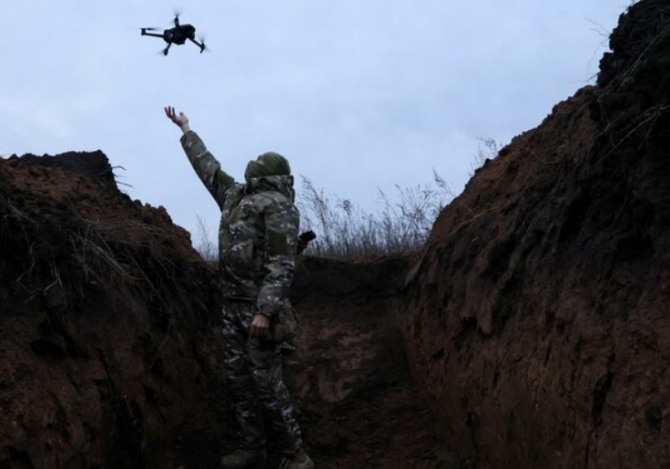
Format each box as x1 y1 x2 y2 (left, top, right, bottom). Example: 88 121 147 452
400 1 670 468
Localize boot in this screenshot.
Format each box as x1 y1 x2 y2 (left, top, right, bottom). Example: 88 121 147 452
279 447 314 469
220 448 266 469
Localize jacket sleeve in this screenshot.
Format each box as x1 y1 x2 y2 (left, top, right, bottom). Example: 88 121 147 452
256 200 300 319
180 130 235 209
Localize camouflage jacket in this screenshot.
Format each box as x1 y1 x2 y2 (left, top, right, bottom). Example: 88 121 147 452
180 131 299 319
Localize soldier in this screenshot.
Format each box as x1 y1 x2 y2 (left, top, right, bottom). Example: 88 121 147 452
164 106 314 469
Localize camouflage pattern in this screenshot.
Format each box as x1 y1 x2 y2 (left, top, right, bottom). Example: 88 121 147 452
180 131 299 320
180 131 303 454
222 299 303 453
245 152 292 181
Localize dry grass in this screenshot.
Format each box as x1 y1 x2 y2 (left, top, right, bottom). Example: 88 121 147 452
469 138 500 176
185 129 515 262
70 219 138 285
194 215 218 261
297 170 454 259
193 172 456 261
191 142 506 261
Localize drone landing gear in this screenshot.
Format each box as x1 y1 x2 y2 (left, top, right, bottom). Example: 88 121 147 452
162 43 172 56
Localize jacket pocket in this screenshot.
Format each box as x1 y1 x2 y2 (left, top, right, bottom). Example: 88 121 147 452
226 239 254 277
271 301 299 343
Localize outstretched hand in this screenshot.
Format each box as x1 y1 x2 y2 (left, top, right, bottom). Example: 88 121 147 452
164 106 191 133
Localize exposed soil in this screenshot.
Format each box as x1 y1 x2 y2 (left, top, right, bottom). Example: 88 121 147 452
401 1 670 468
0 152 454 469
2 1 669 468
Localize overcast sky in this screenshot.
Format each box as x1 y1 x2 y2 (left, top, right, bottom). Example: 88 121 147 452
2 0 628 244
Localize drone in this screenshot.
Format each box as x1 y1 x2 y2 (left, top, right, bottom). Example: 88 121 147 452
141 14 206 56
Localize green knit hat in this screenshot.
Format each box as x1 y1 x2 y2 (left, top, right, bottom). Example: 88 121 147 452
244 152 291 181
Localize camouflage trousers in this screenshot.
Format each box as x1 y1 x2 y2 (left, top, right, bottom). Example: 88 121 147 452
221 299 303 454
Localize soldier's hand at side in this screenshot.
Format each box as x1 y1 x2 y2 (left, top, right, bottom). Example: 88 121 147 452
249 314 270 337
164 106 191 133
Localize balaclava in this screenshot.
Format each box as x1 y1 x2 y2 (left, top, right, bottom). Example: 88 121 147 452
244 152 291 182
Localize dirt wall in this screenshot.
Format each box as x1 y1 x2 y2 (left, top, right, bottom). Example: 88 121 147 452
400 2 670 468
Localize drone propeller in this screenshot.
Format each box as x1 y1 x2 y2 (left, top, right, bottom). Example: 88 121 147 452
142 27 161 31
198 35 208 53
172 9 182 25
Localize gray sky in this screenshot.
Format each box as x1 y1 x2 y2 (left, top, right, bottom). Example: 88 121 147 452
2 0 627 243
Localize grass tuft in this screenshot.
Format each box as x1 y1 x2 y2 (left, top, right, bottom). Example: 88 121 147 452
297 170 454 259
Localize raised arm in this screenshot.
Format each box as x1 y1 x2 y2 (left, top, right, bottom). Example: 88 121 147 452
164 106 235 208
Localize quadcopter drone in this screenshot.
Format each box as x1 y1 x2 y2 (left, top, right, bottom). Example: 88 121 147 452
141 13 206 56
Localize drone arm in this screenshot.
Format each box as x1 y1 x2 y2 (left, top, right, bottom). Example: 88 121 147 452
188 37 205 53
141 30 164 38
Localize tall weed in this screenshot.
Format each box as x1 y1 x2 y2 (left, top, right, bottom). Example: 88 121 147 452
297 170 454 258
